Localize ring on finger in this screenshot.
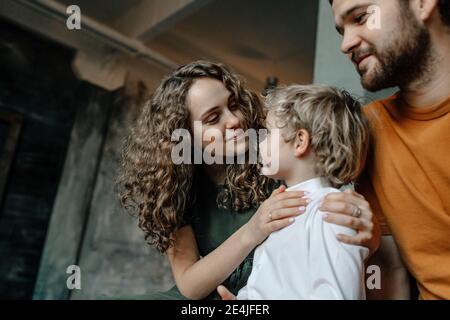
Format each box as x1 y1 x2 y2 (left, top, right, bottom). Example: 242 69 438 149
352 206 363 218
268 211 273 221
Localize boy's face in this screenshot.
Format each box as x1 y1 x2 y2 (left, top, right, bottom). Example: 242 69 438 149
258 112 296 180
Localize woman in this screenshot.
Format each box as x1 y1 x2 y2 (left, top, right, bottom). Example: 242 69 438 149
118 61 378 299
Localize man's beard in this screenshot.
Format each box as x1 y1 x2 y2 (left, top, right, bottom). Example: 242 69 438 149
356 14 432 92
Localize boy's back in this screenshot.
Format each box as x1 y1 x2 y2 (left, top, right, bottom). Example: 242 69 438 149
237 177 369 300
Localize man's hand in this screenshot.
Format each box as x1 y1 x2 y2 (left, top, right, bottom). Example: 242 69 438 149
217 285 236 300
319 189 381 255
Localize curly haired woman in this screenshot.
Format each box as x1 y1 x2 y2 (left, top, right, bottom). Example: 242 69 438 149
118 61 379 300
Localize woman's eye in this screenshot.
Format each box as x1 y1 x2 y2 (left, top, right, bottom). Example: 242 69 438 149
229 104 240 111
205 115 219 124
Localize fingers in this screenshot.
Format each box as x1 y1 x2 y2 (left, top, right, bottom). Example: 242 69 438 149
270 185 286 196
272 197 310 212
335 231 373 246
217 285 236 300
272 190 308 201
320 198 370 221
270 205 306 220
344 188 365 199
322 212 369 231
268 217 296 232
321 192 369 212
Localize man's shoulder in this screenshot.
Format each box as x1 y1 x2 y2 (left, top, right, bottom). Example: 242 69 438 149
362 94 398 116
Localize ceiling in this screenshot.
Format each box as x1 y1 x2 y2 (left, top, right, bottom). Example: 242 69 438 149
56 0 319 91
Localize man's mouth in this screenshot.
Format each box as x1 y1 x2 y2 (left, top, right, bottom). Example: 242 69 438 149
353 52 373 69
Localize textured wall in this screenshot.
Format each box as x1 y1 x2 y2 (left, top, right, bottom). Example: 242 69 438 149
0 18 78 299
69 90 175 299
0 17 175 299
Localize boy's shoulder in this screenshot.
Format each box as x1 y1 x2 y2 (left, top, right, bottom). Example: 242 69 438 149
309 186 341 203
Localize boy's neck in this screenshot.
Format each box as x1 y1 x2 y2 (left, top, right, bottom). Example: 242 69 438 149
284 163 319 188
281 154 319 188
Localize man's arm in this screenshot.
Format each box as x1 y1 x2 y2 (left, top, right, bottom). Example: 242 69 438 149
365 235 411 299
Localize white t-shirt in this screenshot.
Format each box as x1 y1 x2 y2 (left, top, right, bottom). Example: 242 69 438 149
237 177 369 300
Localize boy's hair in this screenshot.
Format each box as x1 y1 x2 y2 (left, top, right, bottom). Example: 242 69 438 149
265 84 370 188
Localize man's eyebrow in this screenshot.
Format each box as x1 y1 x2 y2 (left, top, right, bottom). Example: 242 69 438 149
335 3 369 34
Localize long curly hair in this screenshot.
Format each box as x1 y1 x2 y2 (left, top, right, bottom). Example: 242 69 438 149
118 61 275 253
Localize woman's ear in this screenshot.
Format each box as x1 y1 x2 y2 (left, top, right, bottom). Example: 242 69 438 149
294 129 310 157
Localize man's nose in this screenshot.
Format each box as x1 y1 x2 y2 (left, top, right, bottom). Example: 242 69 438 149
340 28 361 56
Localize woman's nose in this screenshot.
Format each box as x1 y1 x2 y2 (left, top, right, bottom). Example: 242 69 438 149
225 110 241 129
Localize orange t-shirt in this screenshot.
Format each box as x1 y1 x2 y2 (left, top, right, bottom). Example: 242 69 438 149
358 93 450 300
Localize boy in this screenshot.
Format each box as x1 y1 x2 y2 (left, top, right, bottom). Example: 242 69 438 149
220 84 372 299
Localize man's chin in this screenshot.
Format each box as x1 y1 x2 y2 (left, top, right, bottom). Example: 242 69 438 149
359 63 397 92
361 78 396 92
360 72 394 92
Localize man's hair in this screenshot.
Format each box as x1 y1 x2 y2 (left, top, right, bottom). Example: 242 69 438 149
439 0 450 26
264 85 371 188
329 0 450 27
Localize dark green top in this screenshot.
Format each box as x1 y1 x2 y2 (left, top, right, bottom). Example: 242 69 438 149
143 173 257 300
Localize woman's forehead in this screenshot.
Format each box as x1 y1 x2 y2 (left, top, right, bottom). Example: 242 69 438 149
187 78 230 111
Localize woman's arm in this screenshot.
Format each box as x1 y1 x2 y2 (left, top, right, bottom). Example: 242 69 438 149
167 186 308 300
167 224 254 300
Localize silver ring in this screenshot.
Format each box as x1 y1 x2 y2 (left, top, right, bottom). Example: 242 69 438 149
268 212 273 221
352 206 362 218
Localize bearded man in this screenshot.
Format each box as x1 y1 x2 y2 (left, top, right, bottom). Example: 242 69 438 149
329 0 450 299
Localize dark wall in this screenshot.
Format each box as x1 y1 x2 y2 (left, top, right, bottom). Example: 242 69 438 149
0 17 110 299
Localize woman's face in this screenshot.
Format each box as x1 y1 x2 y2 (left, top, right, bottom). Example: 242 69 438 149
187 77 248 160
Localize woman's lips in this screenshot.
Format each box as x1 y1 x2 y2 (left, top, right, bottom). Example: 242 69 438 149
227 130 245 142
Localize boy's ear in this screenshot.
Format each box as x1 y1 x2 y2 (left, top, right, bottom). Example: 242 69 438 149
294 129 310 157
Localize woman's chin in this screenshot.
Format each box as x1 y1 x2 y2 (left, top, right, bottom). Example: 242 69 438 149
260 165 278 177
222 140 249 158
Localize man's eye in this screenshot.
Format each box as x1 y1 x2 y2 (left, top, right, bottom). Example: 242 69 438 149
355 13 368 24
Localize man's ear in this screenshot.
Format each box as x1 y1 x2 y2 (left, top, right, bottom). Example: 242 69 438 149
294 129 310 157
412 0 439 22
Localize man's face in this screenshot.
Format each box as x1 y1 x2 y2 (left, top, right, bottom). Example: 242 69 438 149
332 0 431 91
